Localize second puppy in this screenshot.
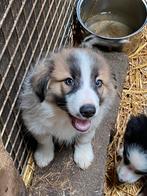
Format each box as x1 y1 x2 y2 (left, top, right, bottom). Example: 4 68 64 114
117 114 147 183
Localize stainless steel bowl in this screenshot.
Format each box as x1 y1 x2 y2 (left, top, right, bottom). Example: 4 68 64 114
76 0 147 53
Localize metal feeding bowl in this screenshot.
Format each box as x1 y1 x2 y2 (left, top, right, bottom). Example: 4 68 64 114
76 0 147 53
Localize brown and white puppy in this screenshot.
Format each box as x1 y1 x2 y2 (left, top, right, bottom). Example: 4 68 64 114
20 48 116 169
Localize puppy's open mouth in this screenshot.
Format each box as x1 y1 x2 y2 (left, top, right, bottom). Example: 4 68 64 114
69 115 91 132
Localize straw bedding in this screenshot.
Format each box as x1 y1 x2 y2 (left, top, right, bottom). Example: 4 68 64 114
104 26 147 196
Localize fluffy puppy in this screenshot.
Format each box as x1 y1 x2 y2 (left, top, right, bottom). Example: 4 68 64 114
117 114 147 183
20 48 116 169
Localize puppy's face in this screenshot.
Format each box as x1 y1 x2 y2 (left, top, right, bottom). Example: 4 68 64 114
32 48 115 133
117 115 147 183
117 145 147 183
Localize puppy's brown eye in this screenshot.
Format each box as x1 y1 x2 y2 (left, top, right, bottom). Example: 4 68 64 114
64 78 74 86
96 79 103 87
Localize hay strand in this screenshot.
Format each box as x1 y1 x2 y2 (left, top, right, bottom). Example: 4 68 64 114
22 153 35 187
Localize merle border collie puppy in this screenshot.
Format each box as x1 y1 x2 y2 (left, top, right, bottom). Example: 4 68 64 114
117 114 147 183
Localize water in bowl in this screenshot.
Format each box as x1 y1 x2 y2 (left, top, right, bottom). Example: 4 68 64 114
86 11 133 38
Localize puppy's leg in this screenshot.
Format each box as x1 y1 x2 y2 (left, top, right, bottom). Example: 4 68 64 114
74 130 95 170
34 134 54 168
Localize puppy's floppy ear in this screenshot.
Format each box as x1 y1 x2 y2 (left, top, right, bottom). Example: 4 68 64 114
31 58 54 102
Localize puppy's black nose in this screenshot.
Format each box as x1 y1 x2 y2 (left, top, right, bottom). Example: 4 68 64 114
80 104 96 118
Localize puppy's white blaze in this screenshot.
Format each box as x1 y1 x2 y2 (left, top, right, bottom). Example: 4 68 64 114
67 50 99 117
77 50 99 103
77 89 99 113
76 50 92 89
129 146 147 171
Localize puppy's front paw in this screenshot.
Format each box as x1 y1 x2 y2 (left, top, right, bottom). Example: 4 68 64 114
34 145 54 168
74 143 94 170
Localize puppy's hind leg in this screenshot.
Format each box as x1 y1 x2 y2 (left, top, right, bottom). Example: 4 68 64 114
74 130 95 170
34 134 54 168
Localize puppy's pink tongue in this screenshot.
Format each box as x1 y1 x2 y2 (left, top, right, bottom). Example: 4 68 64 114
72 117 91 132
